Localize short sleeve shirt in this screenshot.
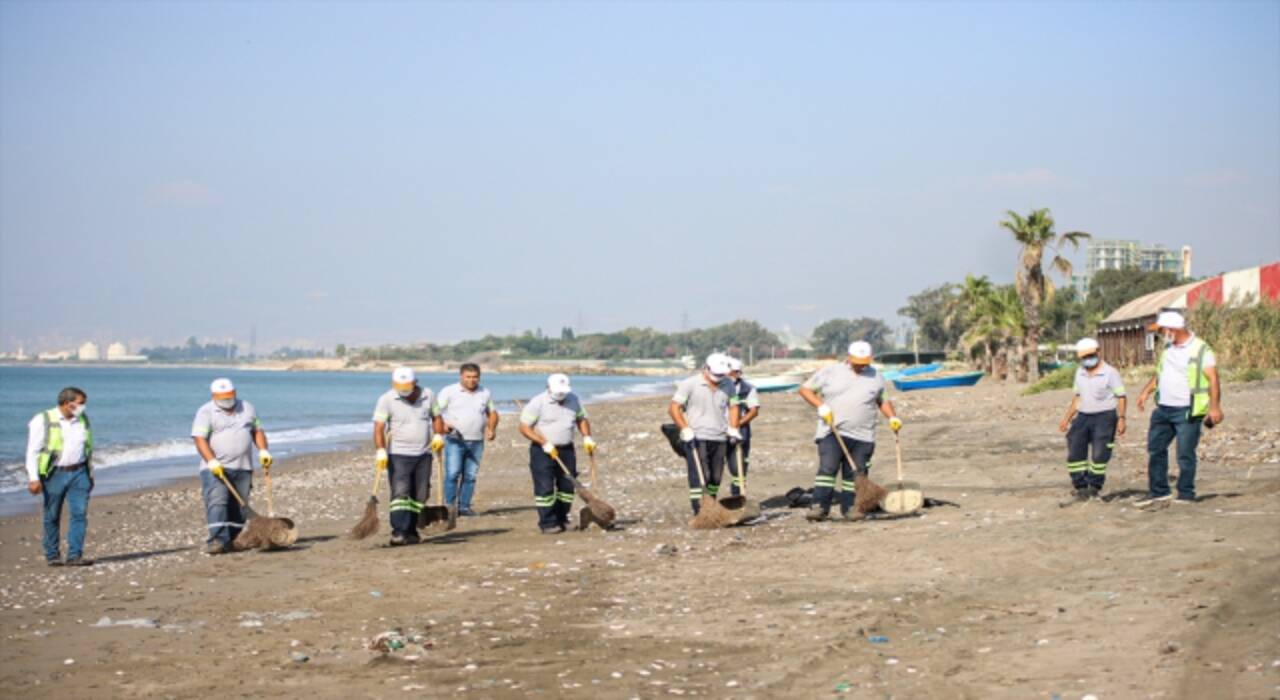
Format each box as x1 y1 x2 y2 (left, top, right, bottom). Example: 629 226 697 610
1074 362 1126 414
1157 335 1216 408
191 400 261 471
520 391 586 446
803 363 886 442
373 389 436 456
433 383 495 441
672 374 735 441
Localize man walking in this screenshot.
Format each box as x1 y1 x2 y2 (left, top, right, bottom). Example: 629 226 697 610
433 363 498 516
519 373 595 534
797 341 901 521
192 378 272 554
1135 310 1224 506
1058 337 1126 501
373 367 442 545
26 386 94 566
669 353 740 514
726 356 759 497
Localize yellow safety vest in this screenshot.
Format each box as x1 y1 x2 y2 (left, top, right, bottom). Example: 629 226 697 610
1156 337 1212 418
36 408 93 479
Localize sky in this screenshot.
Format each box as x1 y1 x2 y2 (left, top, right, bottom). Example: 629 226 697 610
2 0 1277 354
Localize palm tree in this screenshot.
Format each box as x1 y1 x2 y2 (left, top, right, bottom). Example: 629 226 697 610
964 284 1024 381
959 274 995 372
999 208 1089 382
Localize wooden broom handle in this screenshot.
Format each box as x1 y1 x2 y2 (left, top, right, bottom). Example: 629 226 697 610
894 431 905 482
589 451 601 490
215 470 247 507
265 470 275 516
734 444 747 496
434 447 446 507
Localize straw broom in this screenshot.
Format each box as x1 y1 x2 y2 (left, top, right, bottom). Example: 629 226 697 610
349 467 383 540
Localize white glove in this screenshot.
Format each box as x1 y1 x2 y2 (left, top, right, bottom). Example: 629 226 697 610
258 449 273 469
679 427 695 443
374 448 388 471
541 442 559 459
429 434 445 452
727 427 742 442
583 436 597 454
817 404 833 425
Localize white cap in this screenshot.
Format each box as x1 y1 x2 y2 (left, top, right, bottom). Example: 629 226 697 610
726 356 743 372
547 373 572 394
705 353 731 376
1152 310 1186 330
210 378 235 395
1075 337 1100 357
391 367 416 387
847 341 873 362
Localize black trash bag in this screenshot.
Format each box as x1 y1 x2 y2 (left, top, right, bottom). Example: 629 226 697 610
660 423 687 458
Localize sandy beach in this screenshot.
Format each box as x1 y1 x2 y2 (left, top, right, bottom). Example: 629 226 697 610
1 379 1277 699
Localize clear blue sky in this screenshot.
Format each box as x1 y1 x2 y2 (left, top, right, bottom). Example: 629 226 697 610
2 1 1277 353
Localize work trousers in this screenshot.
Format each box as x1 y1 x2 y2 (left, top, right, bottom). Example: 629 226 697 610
42 465 91 562
443 436 485 511
728 438 751 497
1147 404 1204 500
529 444 576 531
202 468 251 546
684 439 727 514
814 433 874 514
389 452 431 537
1066 410 1117 490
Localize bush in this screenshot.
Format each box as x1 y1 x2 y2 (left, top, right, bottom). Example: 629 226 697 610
1231 367 1267 383
1022 363 1077 395
1187 297 1280 370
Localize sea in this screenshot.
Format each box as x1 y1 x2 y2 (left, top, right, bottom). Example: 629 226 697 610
0 365 673 516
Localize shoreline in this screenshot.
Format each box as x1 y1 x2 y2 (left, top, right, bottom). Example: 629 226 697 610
0 359 699 377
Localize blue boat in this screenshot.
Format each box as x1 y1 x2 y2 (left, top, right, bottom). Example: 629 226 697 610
892 371 985 392
881 362 943 381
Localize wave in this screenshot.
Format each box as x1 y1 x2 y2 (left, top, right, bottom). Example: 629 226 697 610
584 380 673 403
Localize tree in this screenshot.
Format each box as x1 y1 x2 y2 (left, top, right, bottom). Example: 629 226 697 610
898 284 965 351
335 343 347 358
999 208 1089 382
1085 268 1181 321
810 317 893 356
963 285 1025 381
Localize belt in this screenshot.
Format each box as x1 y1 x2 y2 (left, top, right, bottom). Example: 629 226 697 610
57 462 87 471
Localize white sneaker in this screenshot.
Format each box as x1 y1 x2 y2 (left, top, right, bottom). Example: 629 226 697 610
1134 494 1173 508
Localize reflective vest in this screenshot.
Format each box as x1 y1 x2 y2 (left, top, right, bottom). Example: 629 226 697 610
37 408 93 479
1156 337 1212 418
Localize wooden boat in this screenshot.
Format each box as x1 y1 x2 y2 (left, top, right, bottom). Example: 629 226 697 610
892 371 984 392
881 362 943 380
751 373 806 393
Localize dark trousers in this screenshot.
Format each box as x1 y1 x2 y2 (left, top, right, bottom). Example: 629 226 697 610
529 444 576 531
388 452 431 537
728 438 751 497
814 433 874 513
684 439 727 513
42 465 91 561
1147 404 1204 500
1066 410 1117 490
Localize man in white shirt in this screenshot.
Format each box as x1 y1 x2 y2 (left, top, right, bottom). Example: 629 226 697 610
1135 310 1224 506
192 378 272 554
25 387 94 566
433 363 498 516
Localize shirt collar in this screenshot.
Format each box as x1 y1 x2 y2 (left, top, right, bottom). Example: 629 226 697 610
1173 333 1196 349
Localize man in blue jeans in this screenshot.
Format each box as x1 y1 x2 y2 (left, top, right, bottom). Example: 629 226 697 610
433 364 498 516
25 387 94 567
1135 310 1224 507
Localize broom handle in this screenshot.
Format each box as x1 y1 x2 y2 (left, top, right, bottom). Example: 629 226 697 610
265 469 275 516
734 444 747 496
370 466 383 497
689 440 709 489
589 451 601 490
552 453 587 491
434 447 445 507
215 470 247 507
832 427 859 476
893 431 905 482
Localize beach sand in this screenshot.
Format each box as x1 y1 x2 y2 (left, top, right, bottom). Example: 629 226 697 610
1 379 1277 698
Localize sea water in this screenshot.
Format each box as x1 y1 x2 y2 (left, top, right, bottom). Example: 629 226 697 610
0 365 670 515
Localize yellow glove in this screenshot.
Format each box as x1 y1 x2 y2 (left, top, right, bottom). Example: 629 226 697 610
208 459 225 479
889 417 903 433
375 448 388 471
583 436 597 455
429 434 445 452
258 449 273 470
817 404 834 426
541 442 559 460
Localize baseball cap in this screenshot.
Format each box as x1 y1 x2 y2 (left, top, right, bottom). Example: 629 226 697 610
726 357 743 372
209 378 236 396
391 367 416 389
847 341 873 362
705 353 731 376
1075 337 1099 357
1149 310 1186 331
547 373 572 394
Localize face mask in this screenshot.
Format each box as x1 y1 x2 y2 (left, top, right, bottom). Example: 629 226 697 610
1081 355 1100 369
71 404 85 418
1162 331 1176 344
215 398 236 410
397 387 415 398
549 390 569 402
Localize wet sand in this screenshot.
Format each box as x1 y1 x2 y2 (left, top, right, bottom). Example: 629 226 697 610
1 379 1277 698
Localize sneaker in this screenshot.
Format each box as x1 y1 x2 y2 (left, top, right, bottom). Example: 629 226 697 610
205 541 226 556
404 532 421 545
1134 494 1173 508
1073 488 1092 502
539 526 564 536
389 534 408 547
805 505 830 522
65 558 94 567
1173 496 1196 505
457 508 478 517
46 559 63 567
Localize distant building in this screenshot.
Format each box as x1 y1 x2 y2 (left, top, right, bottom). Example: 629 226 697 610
37 350 73 361
78 342 100 361
1073 239 1191 297
107 341 148 362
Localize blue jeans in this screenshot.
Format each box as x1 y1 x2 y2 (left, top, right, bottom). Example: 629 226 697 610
201 469 252 545
443 437 484 510
42 466 91 561
1147 405 1204 500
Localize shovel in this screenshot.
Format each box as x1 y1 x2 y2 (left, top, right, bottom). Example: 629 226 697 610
553 453 616 527
687 442 732 529
219 470 297 551
717 444 760 525
881 431 924 515
419 448 456 531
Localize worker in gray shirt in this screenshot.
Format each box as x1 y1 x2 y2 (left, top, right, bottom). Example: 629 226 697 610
373 367 442 546
192 378 272 554
669 353 741 514
798 342 901 521
518 373 596 534
1058 337 1127 502
433 363 499 516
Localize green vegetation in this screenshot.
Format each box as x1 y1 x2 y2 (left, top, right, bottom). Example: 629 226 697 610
140 336 239 362
1187 298 1280 370
810 317 892 356
1022 363 1076 395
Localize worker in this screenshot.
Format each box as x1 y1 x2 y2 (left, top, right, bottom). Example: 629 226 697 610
1135 310 1224 506
25 386 94 566
1057 337 1127 501
433 363 498 517
797 341 901 521
192 378 272 555
519 373 595 534
726 356 760 497
669 353 740 514
373 367 442 545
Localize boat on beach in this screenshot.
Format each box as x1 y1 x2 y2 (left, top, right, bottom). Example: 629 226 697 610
892 371 985 392
881 362 943 380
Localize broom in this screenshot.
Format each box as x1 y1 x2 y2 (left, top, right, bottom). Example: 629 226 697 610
576 450 616 530
831 430 888 518
687 442 733 529
552 453 616 526
218 471 295 551
349 467 383 540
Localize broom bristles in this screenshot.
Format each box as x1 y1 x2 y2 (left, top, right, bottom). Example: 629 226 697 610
576 487 616 525
689 495 732 529
853 472 888 514
349 498 380 540
233 516 297 551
